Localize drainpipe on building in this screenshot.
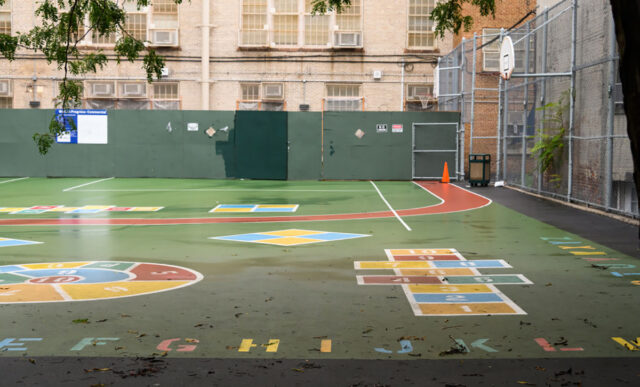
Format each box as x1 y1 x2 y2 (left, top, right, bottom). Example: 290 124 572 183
201 0 211 110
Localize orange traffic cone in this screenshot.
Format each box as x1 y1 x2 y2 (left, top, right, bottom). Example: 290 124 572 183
441 162 450 183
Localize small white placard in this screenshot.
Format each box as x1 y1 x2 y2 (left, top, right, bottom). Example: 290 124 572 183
392 124 403 133
187 123 199 132
77 114 108 144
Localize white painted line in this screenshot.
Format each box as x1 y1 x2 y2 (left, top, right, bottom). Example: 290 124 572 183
51 284 73 301
76 188 371 193
63 177 114 192
370 181 412 231
0 177 29 185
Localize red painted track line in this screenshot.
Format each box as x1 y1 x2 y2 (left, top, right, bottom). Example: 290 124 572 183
0 182 491 226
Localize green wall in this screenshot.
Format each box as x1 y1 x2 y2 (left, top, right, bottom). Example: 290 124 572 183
0 109 459 180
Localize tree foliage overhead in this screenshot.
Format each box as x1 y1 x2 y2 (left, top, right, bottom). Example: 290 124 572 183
0 0 187 154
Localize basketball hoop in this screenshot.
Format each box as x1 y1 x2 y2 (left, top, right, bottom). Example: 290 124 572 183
500 36 515 80
418 95 434 110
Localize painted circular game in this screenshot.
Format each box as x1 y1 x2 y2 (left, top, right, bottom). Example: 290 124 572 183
0 261 203 304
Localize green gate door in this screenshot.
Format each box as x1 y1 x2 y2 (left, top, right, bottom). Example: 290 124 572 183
234 111 288 180
412 122 458 180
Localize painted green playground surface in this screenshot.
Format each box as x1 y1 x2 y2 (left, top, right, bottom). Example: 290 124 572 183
0 177 638 360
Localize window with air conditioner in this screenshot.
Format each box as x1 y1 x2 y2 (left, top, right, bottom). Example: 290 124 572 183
120 82 147 97
88 82 115 98
81 0 179 46
239 83 285 111
334 32 362 47
407 84 433 101
151 30 178 46
263 83 284 100
239 0 362 49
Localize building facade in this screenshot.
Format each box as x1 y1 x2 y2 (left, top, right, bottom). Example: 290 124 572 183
0 0 453 112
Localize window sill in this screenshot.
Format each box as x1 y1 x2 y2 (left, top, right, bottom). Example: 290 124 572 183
238 46 364 52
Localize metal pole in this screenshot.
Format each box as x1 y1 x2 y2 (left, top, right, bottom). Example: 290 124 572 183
568 0 577 200
521 22 531 187
470 33 477 156
605 11 616 210
401 58 406 111
501 28 509 181
497 76 503 181
538 7 549 193
460 39 466 180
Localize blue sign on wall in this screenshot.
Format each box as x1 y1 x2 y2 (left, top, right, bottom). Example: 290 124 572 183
55 109 108 144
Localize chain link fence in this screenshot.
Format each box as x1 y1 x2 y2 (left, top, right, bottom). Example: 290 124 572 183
437 0 637 218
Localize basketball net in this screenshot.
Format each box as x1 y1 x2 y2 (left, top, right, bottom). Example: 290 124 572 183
418 95 434 110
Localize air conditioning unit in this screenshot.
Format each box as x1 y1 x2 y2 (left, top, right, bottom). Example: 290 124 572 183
0 80 9 96
152 30 178 46
335 32 362 47
407 85 432 101
121 82 146 97
263 83 284 100
91 82 115 97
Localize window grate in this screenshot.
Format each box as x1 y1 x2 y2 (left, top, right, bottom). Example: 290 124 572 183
408 0 435 49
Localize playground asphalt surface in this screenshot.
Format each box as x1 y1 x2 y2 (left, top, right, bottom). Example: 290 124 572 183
0 182 638 386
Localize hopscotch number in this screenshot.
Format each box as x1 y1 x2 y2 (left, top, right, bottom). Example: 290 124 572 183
105 287 128 293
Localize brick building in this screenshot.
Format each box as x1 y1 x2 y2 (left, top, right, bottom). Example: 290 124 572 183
0 0 453 112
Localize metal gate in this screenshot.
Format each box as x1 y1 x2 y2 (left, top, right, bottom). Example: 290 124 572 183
412 122 459 180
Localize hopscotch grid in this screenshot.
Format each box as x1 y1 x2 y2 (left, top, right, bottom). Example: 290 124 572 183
358 248 530 317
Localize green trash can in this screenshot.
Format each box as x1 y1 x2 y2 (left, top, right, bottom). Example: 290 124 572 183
469 154 491 187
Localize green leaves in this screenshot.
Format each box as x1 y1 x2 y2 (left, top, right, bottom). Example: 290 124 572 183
531 92 571 175
432 0 496 39
0 1 187 154
310 0 352 14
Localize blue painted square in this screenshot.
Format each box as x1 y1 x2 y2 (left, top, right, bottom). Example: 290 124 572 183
0 239 40 248
431 260 509 269
252 207 296 212
308 232 365 241
0 265 26 273
413 293 504 303
218 205 256 209
215 233 282 242
67 209 103 214
11 209 47 215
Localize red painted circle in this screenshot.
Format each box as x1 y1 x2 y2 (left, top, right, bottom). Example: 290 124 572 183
29 275 82 284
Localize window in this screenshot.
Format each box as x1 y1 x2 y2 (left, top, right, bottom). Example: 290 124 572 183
406 84 435 111
81 1 178 46
0 0 10 35
240 0 268 46
483 28 535 72
152 82 180 110
80 80 179 110
125 13 148 41
304 0 330 46
273 0 298 46
482 28 501 71
0 79 12 108
325 84 362 111
408 0 435 49
240 0 362 48
238 82 285 111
